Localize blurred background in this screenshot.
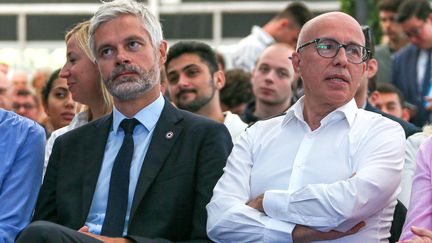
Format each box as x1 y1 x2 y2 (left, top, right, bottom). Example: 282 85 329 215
0 0 388 72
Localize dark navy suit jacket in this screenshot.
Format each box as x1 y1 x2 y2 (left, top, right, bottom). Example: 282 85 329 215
33 101 233 243
391 44 430 126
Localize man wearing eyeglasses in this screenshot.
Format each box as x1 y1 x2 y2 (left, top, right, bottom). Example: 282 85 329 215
12 89 40 122
207 12 405 242
392 0 432 126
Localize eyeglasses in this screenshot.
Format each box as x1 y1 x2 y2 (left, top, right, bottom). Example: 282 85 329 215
296 38 370 64
404 21 426 38
13 103 36 110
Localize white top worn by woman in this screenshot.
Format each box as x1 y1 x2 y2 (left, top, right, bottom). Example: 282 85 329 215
44 111 89 175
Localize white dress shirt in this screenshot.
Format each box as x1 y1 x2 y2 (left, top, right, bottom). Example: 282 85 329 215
223 111 248 143
44 111 89 176
207 97 405 243
400 131 429 207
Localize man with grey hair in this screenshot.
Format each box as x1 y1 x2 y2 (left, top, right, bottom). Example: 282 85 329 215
16 0 232 242
207 12 405 242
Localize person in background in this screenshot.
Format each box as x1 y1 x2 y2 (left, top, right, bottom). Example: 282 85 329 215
44 20 113 174
12 89 41 122
166 41 247 142
31 68 51 126
0 62 9 75
370 82 411 121
215 51 225 71
41 69 77 135
231 2 313 72
375 0 408 83
10 70 29 96
241 43 297 124
159 65 169 97
220 68 254 115
207 12 405 242
32 68 51 96
392 0 432 126
356 25 420 139
0 109 45 243
0 72 11 110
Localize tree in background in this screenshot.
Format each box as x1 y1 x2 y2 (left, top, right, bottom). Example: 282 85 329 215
341 0 382 44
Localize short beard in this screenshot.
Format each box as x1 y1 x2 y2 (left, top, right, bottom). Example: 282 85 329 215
104 63 159 101
176 79 216 112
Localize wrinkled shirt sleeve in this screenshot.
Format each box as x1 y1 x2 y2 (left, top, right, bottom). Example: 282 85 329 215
207 128 295 243
263 121 405 232
0 121 44 242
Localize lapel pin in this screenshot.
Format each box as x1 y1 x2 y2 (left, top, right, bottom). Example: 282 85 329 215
165 131 174 139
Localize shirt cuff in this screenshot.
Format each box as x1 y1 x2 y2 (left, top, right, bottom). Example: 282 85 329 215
263 190 288 220
263 217 295 243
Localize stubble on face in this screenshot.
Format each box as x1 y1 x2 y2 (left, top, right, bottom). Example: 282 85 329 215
175 78 216 112
104 60 160 101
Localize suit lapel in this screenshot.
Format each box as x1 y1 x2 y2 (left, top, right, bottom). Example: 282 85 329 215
412 47 420 97
129 101 184 219
81 115 112 222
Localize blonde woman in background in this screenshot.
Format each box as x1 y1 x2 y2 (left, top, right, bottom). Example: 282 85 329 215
44 20 113 173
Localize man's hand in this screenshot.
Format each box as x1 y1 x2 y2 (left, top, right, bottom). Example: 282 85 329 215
78 226 132 243
397 226 432 243
292 221 366 243
246 194 264 212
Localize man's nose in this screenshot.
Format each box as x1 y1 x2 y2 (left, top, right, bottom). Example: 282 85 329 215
332 47 349 66
116 48 131 65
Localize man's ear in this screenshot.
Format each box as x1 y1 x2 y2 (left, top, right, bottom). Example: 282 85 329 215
214 70 225 90
367 58 378 80
158 40 168 65
291 52 301 74
279 18 290 28
402 107 411 122
368 90 380 106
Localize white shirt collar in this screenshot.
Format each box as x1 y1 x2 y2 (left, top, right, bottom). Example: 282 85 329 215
283 96 358 128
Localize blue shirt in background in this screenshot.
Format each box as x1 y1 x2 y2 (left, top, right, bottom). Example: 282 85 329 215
0 109 45 243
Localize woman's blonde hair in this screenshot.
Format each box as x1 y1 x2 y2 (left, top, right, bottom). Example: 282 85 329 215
65 20 113 120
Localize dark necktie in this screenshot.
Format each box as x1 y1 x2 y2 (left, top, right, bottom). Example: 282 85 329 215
101 118 139 237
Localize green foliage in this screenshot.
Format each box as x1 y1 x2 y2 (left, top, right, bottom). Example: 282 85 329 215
340 0 383 45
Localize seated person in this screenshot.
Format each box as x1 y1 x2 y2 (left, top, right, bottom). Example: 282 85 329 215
369 82 411 121
0 109 44 242
207 12 405 242
16 1 232 242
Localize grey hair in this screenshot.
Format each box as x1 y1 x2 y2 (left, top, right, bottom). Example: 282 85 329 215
89 0 163 58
